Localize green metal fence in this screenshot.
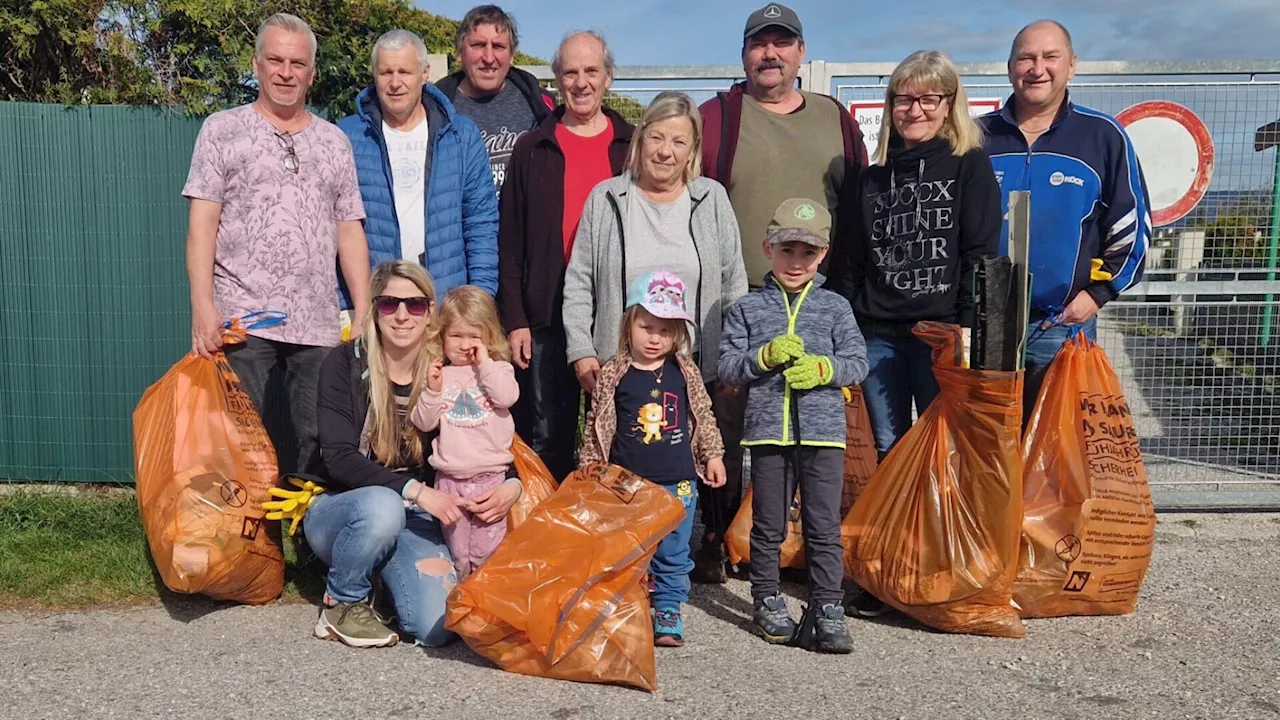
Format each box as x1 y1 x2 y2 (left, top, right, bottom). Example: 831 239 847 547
0 102 198 482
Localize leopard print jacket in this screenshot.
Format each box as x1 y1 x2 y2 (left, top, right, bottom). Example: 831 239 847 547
578 351 724 480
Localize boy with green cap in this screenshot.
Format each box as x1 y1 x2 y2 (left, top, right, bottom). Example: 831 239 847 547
718 198 869 653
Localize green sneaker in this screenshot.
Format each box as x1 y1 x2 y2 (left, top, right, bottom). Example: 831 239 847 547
314 601 399 648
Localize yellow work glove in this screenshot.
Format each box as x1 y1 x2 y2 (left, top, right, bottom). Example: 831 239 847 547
783 354 834 390
1090 258 1113 282
759 334 805 370
263 475 326 536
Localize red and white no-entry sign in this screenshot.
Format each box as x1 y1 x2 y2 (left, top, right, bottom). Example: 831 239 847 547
1115 100 1215 226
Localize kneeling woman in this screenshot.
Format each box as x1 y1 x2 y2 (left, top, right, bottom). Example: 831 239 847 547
304 261 520 648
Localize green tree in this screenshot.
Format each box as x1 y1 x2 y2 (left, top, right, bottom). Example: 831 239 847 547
0 0 160 104
0 0 545 118
1192 194 1273 262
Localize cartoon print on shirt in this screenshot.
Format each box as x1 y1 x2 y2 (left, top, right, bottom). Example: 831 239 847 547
636 402 666 443
630 385 686 446
442 379 493 428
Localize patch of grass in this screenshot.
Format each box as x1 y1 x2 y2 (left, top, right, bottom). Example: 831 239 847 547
0 490 322 609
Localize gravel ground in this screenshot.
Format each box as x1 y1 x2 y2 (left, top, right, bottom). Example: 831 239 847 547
4 513 1280 720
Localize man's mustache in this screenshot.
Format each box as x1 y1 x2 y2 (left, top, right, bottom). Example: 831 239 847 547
756 60 785 73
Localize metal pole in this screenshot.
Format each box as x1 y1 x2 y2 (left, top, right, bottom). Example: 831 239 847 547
1262 149 1280 348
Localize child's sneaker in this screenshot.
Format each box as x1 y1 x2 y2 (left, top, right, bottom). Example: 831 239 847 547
752 594 797 644
813 604 854 654
653 608 684 647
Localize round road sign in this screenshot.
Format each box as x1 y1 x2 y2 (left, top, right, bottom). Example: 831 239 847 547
1115 100 1214 226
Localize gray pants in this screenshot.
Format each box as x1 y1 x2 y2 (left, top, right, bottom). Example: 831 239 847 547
748 446 845 607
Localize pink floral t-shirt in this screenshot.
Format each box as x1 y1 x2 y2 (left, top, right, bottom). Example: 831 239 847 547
182 104 365 346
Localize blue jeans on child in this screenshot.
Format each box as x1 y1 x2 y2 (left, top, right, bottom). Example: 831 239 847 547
861 332 941 459
303 486 459 647
1023 317 1098 426
650 480 698 612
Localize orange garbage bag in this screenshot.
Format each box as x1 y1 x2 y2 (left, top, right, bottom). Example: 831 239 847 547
507 434 558 531
132 317 285 604
1015 332 1156 618
726 387 877 567
842 322 1026 638
445 463 684 691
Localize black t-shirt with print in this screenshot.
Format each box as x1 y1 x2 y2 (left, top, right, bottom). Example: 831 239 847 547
608 357 697 486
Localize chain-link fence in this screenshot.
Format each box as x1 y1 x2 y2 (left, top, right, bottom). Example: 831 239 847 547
542 60 1280 509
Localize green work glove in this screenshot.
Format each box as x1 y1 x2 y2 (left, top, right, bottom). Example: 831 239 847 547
783 354 834 390
759 334 805 370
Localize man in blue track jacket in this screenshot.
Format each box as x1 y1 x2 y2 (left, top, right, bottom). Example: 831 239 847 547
337 29 499 317
980 20 1151 421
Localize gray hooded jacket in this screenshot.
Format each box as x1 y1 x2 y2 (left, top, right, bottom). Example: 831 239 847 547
562 174 749 382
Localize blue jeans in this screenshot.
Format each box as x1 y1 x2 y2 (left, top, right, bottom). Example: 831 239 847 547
1023 317 1097 426
303 486 458 647
650 480 697 612
861 333 941 459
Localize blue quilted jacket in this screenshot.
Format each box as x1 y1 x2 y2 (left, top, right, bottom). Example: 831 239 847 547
336 84 499 308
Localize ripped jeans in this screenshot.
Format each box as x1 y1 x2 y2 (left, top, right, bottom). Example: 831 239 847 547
303 486 458 647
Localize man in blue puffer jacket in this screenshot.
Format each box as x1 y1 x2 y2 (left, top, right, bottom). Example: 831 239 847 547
337 29 499 315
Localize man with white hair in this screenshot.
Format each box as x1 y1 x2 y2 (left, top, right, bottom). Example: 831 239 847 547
338 28 499 311
497 30 634 481
183 13 370 476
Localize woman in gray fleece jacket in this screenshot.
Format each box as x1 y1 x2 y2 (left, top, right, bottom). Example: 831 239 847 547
562 91 749 388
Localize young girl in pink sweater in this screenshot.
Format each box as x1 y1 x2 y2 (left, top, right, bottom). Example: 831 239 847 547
411 286 521 577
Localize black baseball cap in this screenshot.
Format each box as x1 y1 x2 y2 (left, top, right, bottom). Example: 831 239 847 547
744 4 803 40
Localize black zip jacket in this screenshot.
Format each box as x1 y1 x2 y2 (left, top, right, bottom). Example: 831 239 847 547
315 342 435 494
496 106 634 332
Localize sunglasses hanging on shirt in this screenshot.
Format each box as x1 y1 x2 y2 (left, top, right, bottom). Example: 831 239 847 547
274 131 299 174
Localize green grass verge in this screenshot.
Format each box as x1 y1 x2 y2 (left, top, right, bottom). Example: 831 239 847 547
0 490 323 609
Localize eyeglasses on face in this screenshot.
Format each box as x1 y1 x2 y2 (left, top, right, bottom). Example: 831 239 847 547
373 295 432 316
891 93 952 111
274 131 299 173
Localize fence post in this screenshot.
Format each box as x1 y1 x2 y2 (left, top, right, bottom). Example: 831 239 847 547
1263 148 1280 348
806 59 829 96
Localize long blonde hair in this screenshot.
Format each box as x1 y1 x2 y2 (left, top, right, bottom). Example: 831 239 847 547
625 91 703 185
433 286 511 363
360 261 437 467
874 50 984 166
615 305 692 363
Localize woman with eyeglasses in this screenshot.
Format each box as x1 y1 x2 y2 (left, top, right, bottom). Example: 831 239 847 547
827 47 1001 564
303 261 510 649
826 50 1001 619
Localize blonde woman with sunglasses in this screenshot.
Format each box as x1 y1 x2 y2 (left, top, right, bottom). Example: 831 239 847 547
305 261 468 650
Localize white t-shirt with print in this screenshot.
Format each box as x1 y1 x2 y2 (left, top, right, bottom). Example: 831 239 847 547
383 119 430 264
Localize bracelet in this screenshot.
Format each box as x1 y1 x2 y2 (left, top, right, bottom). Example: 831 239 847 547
405 481 424 503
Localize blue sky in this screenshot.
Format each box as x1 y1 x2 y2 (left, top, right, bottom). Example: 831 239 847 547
419 0 1280 66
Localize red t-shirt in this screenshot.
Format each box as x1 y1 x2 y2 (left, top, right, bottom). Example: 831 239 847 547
556 120 615 258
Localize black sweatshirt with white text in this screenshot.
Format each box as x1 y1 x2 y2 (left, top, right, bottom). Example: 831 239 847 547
829 135 1001 333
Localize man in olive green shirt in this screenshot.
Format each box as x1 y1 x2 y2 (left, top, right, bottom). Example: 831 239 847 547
695 2 867 584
